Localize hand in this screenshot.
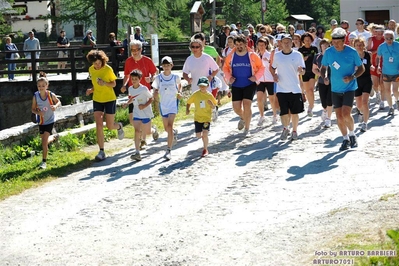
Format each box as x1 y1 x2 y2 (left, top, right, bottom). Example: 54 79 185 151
186 109 190 115
323 77 330 85
297 66 304 73
304 56 309 61
144 76 151 83
122 103 127 108
229 77 236 84
187 78 192 85
227 91 232 98
207 99 214 107
207 75 213 82
273 74 279 83
370 65 375 72
86 88 93 96
97 78 104 86
343 76 352 83
377 67 382 75
120 86 126 93
50 105 57 111
138 104 145 110
177 93 182 100
248 75 256 82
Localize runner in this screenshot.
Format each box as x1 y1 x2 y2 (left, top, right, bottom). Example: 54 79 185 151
223 34 264 136
321 28 365 151
271 34 306 141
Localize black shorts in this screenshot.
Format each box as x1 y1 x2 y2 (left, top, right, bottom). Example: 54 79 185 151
382 74 399 82
276 92 304 116
318 82 332 108
93 100 116 114
332 91 355 108
39 123 54 135
232 83 256 102
302 72 316 82
194 121 211 133
355 78 372 97
256 82 275 95
128 103 134 114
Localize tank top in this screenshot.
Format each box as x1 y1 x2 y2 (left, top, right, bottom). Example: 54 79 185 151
157 73 179 115
34 91 55 125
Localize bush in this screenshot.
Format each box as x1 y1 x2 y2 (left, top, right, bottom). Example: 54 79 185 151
115 107 130 126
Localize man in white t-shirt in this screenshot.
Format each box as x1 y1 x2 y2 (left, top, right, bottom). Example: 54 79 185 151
182 39 219 93
351 18 371 42
271 34 306 141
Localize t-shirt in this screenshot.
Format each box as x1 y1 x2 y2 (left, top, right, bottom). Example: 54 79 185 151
351 30 371 42
258 50 274 82
313 53 330 84
89 64 117 103
377 41 399 75
128 84 154 119
187 90 217 123
152 73 181 115
272 50 305 94
321 45 362 93
231 52 253 88
298 45 318 72
203 45 220 60
183 53 219 93
124 56 157 89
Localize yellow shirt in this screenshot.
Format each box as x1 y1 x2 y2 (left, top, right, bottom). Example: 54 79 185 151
324 29 333 42
89 64 117 103
187 90 217 123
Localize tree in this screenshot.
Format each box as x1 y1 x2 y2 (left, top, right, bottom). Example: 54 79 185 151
264 0 289 25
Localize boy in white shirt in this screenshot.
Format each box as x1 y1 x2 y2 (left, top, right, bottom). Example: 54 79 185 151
124 69 156 161
152 56 182 160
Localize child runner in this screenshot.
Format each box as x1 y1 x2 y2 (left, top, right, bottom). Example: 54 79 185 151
186 77 217 157
125 69 156 161
85 50 124 161
31 72 61 169
152 56 182 160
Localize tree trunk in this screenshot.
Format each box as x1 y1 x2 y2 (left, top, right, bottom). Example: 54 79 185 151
94 0 106 44
105 0 119 39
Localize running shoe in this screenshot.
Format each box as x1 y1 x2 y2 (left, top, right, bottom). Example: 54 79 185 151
237 119 245 130
257 116 265 126
243 129 251 138
360 123 367 132
321 110 327 122
388 107 394 116
39 161 47 169
379 101 385 110
376 92 381 104
152 126 159 140
117 122 124 140
201 149 209 157
358 114 363 124
131 152 142 161
290 131 298 140
370 88 375 97
173 129 178 142
212 106 219 122
140 140 147 150
339 139 350 151
264 104 269 111
95 150 106 161
272 115 278 125
349 135 358 148
324 118 331 128
307 108 313 117
164 150 171 160
280 128 289 140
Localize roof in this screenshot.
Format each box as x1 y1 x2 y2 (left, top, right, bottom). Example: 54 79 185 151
287 14 314 21
190 1 205 14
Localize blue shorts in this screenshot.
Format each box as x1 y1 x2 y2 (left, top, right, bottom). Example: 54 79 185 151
133 117 151 124
160 99 179 118
93 100 116 114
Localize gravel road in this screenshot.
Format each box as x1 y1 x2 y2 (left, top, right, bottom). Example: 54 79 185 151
1 94 398 266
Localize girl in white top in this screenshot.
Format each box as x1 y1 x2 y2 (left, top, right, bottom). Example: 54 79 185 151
125 69 155 161
152 56 182 160
256 37 278 125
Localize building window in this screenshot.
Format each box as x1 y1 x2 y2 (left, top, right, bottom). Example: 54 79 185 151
365 10 390 26
74 25 83 38
12 4 28 15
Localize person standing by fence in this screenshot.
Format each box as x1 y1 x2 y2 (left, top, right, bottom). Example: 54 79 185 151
56 30 70 73
4 37 19 81
23 31 41 80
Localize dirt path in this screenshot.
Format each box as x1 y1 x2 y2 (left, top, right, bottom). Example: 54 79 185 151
1 95 398 266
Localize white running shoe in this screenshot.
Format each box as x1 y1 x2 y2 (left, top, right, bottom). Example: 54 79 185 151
307 108 313 117
272 115 278 125
117 122 124 140
257 116 265 126
358 114 363 124
324 118 331 128
152 126 159 140
237 119 245 130
370 88 375 97
379 101 385 110
164 150 171 160
376 92 381 104
321 110 327 122
39 161 47 169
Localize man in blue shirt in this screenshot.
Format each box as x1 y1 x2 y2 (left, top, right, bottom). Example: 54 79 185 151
376 30 399 115
321 27 365 151
23 31 41 80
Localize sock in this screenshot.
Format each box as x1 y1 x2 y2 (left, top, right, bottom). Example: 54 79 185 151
167 147 171 152
42 159 47 162
343 135 349 140
100 148 104 151
348 131 355 136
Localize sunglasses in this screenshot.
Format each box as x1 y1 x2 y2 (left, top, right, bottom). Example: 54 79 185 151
191 46 200 49
260 31 266 33
131 48 141 52
385 37 394 40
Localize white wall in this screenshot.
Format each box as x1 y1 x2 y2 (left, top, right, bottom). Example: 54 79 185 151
340 0 399 27
11 1 52 35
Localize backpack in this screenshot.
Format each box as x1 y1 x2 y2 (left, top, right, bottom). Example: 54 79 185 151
31 91 54 124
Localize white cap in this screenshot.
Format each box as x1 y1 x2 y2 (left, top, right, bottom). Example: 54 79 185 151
331 28 347 39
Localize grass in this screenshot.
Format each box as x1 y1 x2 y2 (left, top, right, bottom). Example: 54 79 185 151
0 94 231 200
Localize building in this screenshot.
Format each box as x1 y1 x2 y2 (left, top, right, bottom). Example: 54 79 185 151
340 0 399 27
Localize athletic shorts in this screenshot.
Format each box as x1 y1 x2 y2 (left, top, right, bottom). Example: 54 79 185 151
302 72 316 82
355 78 372 97
382 74 399 83
128 103 134 114
257 82 275 95
93 100 116 114
39 123 54 135
332 91 355 108
231 83 256 102
194 121 211 133
212 88 219 98
276 92 304 116
133 117 151 124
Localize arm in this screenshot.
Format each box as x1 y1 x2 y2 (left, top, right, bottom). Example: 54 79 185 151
97 78 116 88
50 94 62 111
186 103 191 115
139 97 153 110
183 72 192 84
208 69 219 82
320 65 329 85
312 63 320 76
121 76 129 93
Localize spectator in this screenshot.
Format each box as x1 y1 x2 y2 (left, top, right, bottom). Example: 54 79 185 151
82 30 96 78
316 25 325 39
236 22 243 34
218 25 230 50
351 18 371 42
324 19 338 42
340 20 351 45
4 37 19 81
23 31 41 80
134 26 148 54
295 23 305 35
56 30 70 73
248 24 258 49
108 32 122 77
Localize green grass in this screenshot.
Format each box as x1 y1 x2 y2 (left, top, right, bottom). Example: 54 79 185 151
0 94 231 200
